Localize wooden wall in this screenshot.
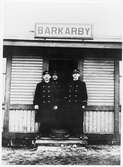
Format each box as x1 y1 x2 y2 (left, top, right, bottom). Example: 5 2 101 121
6 56 118 134
7 110 121 134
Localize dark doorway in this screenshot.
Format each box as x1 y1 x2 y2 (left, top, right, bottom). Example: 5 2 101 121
49 59 77 83
48 59 78 137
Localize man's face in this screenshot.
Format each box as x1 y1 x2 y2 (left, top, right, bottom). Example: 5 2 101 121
43 74 51 83
72 73 80 80
52 74 58 81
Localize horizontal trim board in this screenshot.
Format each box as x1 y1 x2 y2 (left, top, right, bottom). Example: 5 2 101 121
3 133 117 144
10 104 115 111
3 39 122 49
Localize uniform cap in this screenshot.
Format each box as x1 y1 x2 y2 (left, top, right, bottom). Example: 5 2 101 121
43 71 50 76
72 69 80 74
52 71 58 75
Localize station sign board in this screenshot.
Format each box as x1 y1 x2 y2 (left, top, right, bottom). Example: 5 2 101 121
35 23 93 39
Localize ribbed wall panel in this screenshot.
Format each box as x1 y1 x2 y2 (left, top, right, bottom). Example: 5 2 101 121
10 56 43 104
9 110 39 133
84 111 114 134
8 110 116 134
83 60 114 105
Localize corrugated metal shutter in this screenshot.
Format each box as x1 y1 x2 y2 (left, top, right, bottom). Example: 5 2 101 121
10 56 43 104
83 59 114 105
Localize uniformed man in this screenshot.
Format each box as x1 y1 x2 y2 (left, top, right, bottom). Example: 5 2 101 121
64 69 88 138
33 71 53 136
50 71 70 138
50 71 64 133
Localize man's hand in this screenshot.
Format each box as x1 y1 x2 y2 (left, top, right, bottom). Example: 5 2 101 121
34 105 39 110
53 105 58 110
82 105 85 109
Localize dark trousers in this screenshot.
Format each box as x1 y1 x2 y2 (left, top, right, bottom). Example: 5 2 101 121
63 103 84 136
35 104 62 134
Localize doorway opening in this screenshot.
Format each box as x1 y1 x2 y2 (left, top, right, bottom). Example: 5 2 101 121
48 59 78 138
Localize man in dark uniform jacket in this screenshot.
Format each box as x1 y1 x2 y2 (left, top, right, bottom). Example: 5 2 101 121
49 71 67 137
33 71 53 136
64 69 88 138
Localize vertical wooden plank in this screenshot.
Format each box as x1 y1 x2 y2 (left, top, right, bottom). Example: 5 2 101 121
114 61 120 137
83 111 86 133
98 112 101 133
89 111 92 133
12 110 15 132
111 112 114 133
93 111 97 133
85 111 88 133
14 110 18 132
90 111 94 133
24 110 27 133
96 111 99 133
9 110 12 132
91 111 94 133
17 110 21 132
107 111 110 133
21 110 24 132
29 110 32 132
3 54 12 133
104 112 108 133
27 110 31 132
18 110 21 132
102 111 105 133
32 110 35 132
30 110 32 132
103 112 106 133
84 111 87 133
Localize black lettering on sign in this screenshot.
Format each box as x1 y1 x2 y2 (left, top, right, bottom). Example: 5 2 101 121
45 27 50 35
85 27 90 35
65 27 70 35
78 28 84 35
51 27 57 34
58 27 63 34
38 26 43 34
71 27 77 35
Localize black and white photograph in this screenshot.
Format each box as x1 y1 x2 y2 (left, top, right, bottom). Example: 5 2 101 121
0 0 122 165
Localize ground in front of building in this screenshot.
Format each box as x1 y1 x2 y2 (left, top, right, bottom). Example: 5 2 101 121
2 145 120 165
